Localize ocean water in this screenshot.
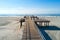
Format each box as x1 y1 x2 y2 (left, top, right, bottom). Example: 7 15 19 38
0 14 60 16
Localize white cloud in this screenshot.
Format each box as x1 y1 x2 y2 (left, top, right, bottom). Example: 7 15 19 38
0 7 60 14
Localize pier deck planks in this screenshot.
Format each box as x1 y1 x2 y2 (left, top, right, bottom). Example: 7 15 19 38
22 17 42 40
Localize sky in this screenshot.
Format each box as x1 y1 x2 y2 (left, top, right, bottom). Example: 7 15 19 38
0 0 60 15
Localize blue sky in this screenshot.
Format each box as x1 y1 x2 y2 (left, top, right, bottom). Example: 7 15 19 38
0 0 60 14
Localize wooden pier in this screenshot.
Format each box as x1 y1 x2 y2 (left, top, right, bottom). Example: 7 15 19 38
19 16 50 40
22 16 42 40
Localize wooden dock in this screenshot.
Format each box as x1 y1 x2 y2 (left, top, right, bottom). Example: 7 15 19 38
22 17 42 40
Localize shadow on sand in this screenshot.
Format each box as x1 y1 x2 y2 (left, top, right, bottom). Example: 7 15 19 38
37 24 60 40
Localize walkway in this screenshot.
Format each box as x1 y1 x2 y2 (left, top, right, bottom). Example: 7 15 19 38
22 17 42 40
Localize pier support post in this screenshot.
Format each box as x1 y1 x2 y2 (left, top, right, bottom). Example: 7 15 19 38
39 22 42 26
45 22 49 26
44 22 47 26
47 22 49 26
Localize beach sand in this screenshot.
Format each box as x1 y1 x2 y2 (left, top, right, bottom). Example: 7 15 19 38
0 16 60 40
39 16 60 40
0 16 24 40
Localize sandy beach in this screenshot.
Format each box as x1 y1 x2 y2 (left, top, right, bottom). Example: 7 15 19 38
0 16 24 40
38 16 60 40
0 16 60 40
